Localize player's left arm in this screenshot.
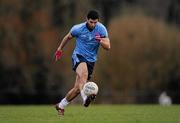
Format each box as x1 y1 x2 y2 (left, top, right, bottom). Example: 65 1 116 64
96 25 111 50
95 34 110 50
99 37 110 50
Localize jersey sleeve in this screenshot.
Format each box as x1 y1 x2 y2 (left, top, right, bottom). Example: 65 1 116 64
70 25 79 37
99 25 108 38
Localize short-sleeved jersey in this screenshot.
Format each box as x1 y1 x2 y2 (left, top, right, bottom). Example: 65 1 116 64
70 22 108 62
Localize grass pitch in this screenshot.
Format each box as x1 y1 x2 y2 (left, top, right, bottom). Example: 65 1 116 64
0 104 179 123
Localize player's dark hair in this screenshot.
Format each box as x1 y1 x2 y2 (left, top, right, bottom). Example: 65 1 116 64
87 10 99 20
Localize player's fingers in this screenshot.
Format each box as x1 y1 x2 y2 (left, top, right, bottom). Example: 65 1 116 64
95 36 100 39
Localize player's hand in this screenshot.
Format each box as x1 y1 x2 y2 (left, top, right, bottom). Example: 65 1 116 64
54 50 63 61
95 33 102 42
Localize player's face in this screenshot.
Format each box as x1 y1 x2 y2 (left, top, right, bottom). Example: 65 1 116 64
87 18 99 29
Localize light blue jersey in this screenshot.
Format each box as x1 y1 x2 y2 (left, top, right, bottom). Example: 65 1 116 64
70 22 108 63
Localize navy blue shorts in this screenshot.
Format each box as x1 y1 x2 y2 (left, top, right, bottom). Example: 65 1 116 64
72 54 95 80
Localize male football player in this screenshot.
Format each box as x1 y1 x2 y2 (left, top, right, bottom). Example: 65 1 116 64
54 10 110 116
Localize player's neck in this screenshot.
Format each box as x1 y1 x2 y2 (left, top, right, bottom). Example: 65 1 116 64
86 23 94 32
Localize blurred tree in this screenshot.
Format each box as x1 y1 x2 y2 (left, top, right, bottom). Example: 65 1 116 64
167 0 180 25
98 14 180 103
92 0 122 26
1 0 180 104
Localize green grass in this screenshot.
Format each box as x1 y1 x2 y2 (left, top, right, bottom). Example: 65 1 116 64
0 105 180 123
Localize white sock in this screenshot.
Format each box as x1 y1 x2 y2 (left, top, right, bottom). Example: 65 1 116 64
80 90 87 103
58 98 69 109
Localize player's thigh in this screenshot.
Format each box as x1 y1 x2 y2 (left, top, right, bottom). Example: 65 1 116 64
76 62 88 78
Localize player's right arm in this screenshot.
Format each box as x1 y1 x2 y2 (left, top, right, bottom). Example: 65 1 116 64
57 32 73 51
55 32 73 61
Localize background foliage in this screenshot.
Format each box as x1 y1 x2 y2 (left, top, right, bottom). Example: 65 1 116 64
0 0 180 104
